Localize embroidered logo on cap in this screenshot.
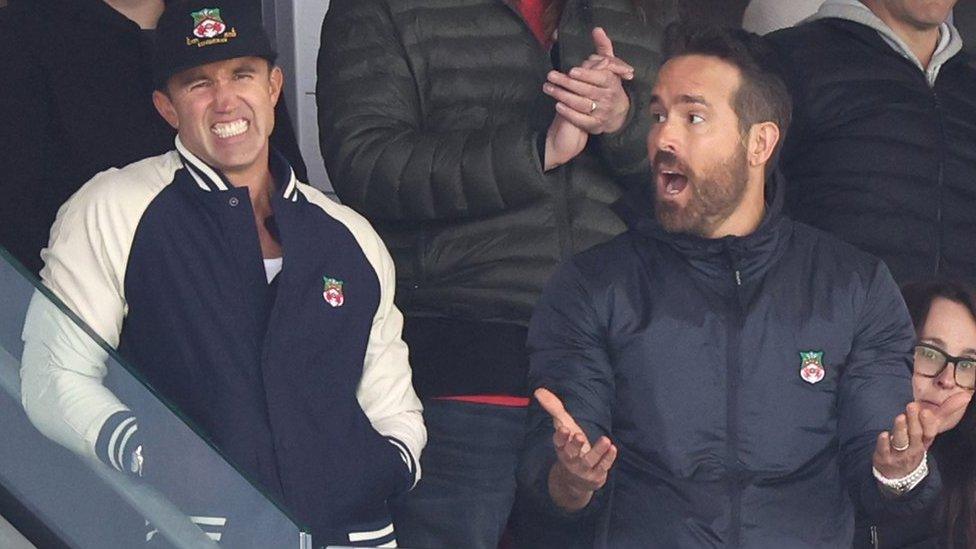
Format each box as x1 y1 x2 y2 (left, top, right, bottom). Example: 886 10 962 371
187 8 237 48
323 277 345 308
799 350 826 384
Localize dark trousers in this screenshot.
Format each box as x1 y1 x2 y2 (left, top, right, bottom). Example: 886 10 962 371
391 400 524 549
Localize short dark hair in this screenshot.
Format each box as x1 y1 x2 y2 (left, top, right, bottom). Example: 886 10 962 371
663 24 792 165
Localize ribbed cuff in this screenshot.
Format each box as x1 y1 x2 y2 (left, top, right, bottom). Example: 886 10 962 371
386 436 419 489
95 410 144 475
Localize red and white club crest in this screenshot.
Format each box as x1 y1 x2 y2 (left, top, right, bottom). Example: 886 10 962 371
799 351 826 384
191 8 227 39
194 17 226 38
323 277 345 308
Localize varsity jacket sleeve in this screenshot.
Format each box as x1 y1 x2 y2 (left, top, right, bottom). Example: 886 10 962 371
316 0 554 222
20 160 171 475
520 259 615 516
838 261 941 518
303 187 426 489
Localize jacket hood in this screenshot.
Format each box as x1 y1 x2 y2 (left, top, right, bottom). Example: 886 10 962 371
809 0 962 85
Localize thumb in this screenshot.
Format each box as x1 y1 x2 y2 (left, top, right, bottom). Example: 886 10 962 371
592 27 614 58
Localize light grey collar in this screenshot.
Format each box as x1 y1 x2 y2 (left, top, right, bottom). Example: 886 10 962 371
809 0 962 86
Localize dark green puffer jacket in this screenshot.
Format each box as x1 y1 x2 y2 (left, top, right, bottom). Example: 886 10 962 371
317 0 669 327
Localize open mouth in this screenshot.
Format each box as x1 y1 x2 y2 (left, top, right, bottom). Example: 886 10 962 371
657 168 688 196
211 119 249 139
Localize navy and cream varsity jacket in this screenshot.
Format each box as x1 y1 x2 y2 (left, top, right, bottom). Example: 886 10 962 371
20 137 425 547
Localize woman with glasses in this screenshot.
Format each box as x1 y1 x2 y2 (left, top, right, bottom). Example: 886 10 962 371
856 279 976 548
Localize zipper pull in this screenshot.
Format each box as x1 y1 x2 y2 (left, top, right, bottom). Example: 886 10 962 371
735 270 742 286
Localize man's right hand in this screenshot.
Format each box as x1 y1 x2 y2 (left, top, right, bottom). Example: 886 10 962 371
535 387 618 511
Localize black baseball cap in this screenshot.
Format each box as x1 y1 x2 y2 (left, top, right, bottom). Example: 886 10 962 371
153 0 277 89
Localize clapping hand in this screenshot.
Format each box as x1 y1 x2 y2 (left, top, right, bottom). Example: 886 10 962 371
543 27 634 135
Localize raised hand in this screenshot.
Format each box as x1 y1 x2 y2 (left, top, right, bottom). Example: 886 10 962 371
535 388 618 511
542 27 634 135
872 402 938 482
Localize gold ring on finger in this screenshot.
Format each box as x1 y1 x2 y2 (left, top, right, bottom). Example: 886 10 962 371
890 440 910 452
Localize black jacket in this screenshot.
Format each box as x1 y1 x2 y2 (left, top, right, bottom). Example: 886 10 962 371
0 0 307 274
768 18 976 285
317 0 669 397
521 176 941 547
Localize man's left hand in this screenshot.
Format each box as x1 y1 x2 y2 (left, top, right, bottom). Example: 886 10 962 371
872 402 937 480
542 27 632 135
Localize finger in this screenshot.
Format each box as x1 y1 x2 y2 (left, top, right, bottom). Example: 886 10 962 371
596 444 618 473
567 66 614 89
919 408 938 449
592 27 615 58
906 402 924 450
535 388 583 433
890 413 910 451
580 56 610 71
553 426 572 449
582 54 633 78
581 436 613 468
555 102 600 133
544 83 599 115
563 432 590 459
875 431 892 462
547 71 601 97
601 57 635 79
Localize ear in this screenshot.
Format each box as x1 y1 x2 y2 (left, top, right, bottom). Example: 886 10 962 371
269 66 283 107
152 89 180 130
746 121 780 168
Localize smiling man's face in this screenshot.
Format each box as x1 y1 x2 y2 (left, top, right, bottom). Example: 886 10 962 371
153 56 281 178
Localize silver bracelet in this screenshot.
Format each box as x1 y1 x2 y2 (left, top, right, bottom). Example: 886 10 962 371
872 452 928 496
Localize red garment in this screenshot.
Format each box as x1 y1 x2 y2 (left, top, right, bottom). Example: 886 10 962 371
434 395 531 407
515 0 552 48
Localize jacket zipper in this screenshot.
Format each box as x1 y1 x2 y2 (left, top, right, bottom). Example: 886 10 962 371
870 524 880 548
931 88 946 276
725 244 745 546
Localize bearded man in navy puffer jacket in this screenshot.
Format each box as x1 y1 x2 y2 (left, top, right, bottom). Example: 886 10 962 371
521 26 942 548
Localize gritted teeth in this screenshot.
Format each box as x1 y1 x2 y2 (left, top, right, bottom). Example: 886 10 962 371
211 119 248 138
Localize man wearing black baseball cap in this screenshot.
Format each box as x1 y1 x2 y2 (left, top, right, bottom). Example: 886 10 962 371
21 1 426 546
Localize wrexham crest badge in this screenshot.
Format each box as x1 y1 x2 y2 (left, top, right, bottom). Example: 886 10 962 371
186 8 237 47
191 8 227 38
799 351 826 384
323 277 345 308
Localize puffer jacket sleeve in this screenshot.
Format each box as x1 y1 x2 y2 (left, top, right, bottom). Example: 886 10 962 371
316 0 551 221
838 261 941 518
520 259 615 516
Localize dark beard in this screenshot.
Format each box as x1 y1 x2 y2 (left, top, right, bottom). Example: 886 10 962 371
654 147 750 237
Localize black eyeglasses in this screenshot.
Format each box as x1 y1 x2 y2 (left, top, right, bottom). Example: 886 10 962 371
913 343 976 390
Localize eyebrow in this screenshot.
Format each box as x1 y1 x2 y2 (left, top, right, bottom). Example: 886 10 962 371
649 94 711 107
919 337 976 356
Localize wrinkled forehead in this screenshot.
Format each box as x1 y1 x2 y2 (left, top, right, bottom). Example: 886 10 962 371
650 54 742 109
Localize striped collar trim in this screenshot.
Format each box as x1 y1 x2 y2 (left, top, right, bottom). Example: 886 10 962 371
174 136 301 202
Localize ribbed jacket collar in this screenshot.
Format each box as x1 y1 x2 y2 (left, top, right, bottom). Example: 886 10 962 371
175 136 302 202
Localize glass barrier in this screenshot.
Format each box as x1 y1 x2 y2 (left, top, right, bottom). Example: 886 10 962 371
0 247 312 548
